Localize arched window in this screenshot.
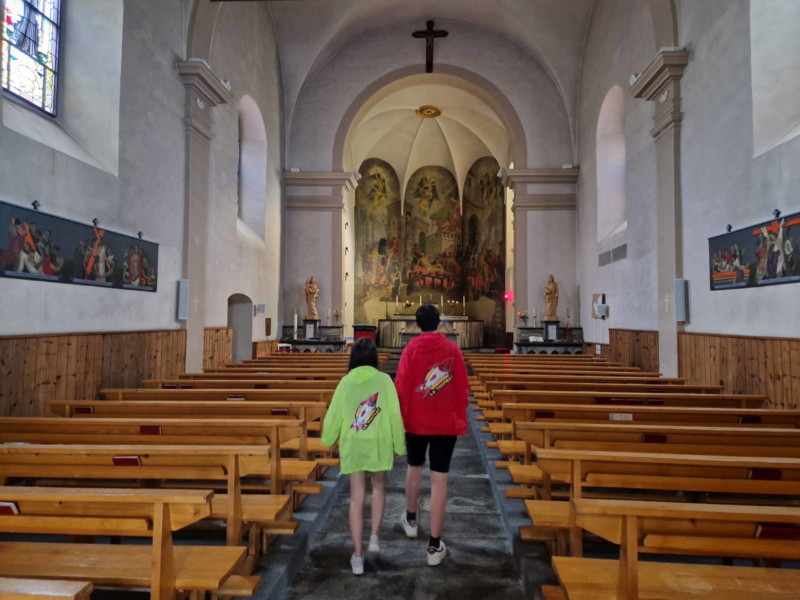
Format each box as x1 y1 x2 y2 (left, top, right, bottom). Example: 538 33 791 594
237 95 267 239
2 0 62 115
596 86 627 241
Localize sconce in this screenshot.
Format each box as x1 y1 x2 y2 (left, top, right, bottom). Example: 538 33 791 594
31 200 40 211
92 218 99 227
344 247 349 255
345 272 350 281
726 224 732 233
773 209 781 219
137 231 144 239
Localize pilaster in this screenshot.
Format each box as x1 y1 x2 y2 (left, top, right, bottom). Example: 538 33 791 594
177 59 232 371
630 50 689 376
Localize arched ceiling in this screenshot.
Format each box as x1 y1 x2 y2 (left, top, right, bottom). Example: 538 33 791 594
267 0 595 127
346 75 511 200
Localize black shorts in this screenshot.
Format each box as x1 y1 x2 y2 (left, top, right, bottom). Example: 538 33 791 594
405 433 457 473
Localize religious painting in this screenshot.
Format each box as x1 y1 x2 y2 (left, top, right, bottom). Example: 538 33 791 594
0 200 158 291
462 157 506 344
708 211 800 290
403 165 463 303
354 158 402 324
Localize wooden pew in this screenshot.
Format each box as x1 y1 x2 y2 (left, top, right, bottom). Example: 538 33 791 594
46 400 332 440
97 388 333 403
143 379 337 390
203 368 343 378
473 365 647 375
525 449 800 557
481 380 721 394
553 498 800 600
0 578 93 600
0 444 303 552
0 486 252 600
490 390 767 409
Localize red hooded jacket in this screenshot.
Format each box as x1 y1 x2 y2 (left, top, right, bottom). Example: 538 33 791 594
395 332 470 436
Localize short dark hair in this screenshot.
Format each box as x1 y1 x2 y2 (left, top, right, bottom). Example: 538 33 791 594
416 303 440 332
348 338 379 371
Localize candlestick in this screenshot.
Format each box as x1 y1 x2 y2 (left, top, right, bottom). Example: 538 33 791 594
440 294 443 307
420 294 422 305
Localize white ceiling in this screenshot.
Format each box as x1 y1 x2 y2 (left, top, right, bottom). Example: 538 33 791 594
347 76 511 199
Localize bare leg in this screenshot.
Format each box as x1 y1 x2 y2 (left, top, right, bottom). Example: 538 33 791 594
405 464 423 515
370 471 386 536
349 471 366 557
429 470 448 538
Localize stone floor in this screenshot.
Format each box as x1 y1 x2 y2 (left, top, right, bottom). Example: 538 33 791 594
287 418 527 600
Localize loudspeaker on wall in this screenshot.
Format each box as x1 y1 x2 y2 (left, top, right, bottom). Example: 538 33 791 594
177 279 189 321
674 278 688 322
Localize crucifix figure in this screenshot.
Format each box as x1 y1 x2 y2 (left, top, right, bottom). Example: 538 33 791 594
412 20 448 74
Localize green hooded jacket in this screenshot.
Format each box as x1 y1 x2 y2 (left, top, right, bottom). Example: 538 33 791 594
322 366 406 474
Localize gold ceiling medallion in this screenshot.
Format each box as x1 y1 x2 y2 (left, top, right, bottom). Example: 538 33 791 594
416 105 442 119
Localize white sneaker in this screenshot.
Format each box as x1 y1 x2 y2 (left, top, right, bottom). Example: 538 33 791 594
427 540 447 566
350 554 364 575
401 513 418 538
368 534 381 553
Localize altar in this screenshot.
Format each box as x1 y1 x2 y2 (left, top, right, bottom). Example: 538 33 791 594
378 314 484 349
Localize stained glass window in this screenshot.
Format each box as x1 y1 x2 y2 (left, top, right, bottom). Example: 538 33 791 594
2 0 61 115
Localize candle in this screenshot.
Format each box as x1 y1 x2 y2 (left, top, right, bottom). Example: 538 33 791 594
462 295 465 306
419 294 422 305
293 311 298 331
440 294 443 306
566 306 571 319
532 307 537 318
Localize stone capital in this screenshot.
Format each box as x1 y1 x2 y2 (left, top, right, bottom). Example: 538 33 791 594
513 194 576 212
283 171 359 193
284 195 346 212
630 50 690 140
501 168 579 190
176 59 232 107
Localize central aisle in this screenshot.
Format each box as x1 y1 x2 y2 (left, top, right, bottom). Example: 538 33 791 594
287 421 525 599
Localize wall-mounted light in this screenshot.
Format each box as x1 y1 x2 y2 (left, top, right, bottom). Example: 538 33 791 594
344 222 349 230
726 224 732 233
345 272 350 280
773 209 781 219
92 218 99 227
344 247 349 255
31 200 40 211
137 231 144 239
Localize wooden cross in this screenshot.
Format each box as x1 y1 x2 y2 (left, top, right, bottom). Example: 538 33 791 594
412 20 448 74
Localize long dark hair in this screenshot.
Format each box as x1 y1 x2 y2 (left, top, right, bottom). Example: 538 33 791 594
348 338 379 371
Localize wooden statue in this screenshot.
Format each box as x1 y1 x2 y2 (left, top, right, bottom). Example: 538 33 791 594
305 276 319 320
543 274 559 321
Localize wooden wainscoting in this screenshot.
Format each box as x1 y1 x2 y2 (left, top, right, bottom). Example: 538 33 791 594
0 329 186 417
203 327 232 369
582 329 659 373
679 332 800 409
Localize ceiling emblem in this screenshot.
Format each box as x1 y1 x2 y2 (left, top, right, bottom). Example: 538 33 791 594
416 105 442 119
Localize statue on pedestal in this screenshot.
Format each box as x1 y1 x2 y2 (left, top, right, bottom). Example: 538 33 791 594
543 274 559 321
304 276 319 320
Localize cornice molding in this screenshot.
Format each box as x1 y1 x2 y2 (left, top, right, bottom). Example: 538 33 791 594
283 171 358 192
176 59 232 106
629 50 690 100
285 195 345 212
501 169 579 189
513 194 576 212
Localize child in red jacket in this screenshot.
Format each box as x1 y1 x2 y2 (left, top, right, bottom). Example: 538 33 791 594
394 303 469 565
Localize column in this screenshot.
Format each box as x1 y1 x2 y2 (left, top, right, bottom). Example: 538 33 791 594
283 172 357 335
502 169 579 324
630 50 690 376
177 59 232 371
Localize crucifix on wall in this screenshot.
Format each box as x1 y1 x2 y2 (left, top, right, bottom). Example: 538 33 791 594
412 20 448 74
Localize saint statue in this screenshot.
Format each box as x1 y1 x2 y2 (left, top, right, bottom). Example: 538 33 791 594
543 274 559 321
305 276 319 320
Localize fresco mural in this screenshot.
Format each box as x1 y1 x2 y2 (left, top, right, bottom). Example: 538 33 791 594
354 158 402 324
403 165 463 300
462 157 506 344
353 157 506 345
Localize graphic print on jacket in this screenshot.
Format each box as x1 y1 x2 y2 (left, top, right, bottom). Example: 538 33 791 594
414 357 454 398
350 392 381 432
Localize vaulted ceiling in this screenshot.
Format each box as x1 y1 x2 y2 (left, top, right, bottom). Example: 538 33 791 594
267 0 595 123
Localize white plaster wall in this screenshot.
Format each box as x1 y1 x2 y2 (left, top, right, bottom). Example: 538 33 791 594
0 0 186 335
203 4 284 342
576 0 659 343
680 0 800 337
283 211 334 322
288 20 573 171
525 211 577 326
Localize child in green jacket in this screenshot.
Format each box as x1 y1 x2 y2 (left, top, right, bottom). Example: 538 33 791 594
322 339 406 575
